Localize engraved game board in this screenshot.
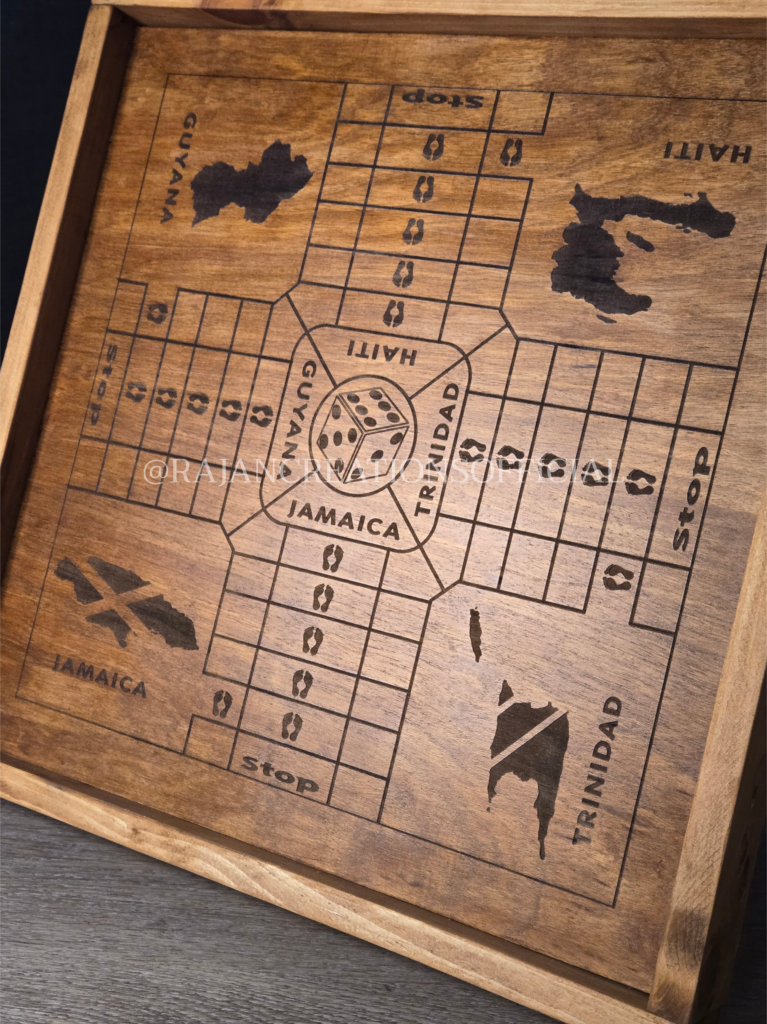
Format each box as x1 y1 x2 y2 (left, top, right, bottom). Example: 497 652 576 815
3 30 765 998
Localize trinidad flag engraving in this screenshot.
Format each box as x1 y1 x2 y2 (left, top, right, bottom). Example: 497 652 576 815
488 680 569 860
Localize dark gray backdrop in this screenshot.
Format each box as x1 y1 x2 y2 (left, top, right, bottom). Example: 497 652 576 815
1 2 764 1020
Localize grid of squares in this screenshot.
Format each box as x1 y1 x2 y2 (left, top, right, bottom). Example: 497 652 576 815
72 81 736 612
71 87 552 523
453 339 735 635
70 281 277 521
300 86 551 340
197 528 426 821
38 74 759 906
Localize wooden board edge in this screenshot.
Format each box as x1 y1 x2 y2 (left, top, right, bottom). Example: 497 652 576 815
1 12 763 1020
0 6 135 572
103 3 767 38
649 496 767 1024
0 757 670 1024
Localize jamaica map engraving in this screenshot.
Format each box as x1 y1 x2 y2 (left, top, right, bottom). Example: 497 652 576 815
15 76 764 904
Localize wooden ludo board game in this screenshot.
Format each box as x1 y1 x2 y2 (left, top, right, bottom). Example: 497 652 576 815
1 8 765 1023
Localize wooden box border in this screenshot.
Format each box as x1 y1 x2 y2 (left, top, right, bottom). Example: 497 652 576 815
1 8 765 1023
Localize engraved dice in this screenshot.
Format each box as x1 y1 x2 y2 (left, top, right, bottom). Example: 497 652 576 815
317 386 409 483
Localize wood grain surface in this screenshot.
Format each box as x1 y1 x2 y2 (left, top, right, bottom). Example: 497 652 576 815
0 760 660 1024
0 5 134 565
1 24 765 1020
1 798 764 1024
96 0 767 40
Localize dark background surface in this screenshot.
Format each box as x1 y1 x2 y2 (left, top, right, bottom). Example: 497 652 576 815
1 2 765 1021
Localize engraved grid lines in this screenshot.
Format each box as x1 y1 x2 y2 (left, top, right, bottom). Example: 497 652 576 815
452 341 729 632
70 90 599 525
71 285 271 521
30 75 760 904
201 532 419 821
300 86 534 339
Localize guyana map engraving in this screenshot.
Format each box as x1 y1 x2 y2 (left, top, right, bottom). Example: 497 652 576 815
13 73 765 912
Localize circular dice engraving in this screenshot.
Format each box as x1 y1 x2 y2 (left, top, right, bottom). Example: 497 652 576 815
310 375 417 496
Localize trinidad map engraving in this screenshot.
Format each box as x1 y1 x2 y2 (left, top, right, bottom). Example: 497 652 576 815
9 71 764 920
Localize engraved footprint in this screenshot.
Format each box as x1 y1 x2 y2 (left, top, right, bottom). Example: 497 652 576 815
602 564 634 591
581 460 611 487
402 218 424 245
213 689 232 719
625 468 657 496
392 260 414 288
459 438 487 463
292 669 313 698
500 137 523 167
186 392 210 415
147 302 168 324
539 452 567 479
422 133 444 161
496 444 524 470
313 583 334 612
155 387 177 409
413 175 434 203
219 399 242 421
322 544 343 573
249 404 273 427
303 626 324 656
282 711 303 742
383 300 405 327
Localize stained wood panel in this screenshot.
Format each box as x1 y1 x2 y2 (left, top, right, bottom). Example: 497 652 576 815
99 0 767 40
1 27 765 1017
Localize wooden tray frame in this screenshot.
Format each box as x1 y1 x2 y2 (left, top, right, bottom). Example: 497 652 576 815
1 7 764 1023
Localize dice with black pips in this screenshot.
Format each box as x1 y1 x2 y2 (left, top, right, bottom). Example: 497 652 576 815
317 386 409 484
